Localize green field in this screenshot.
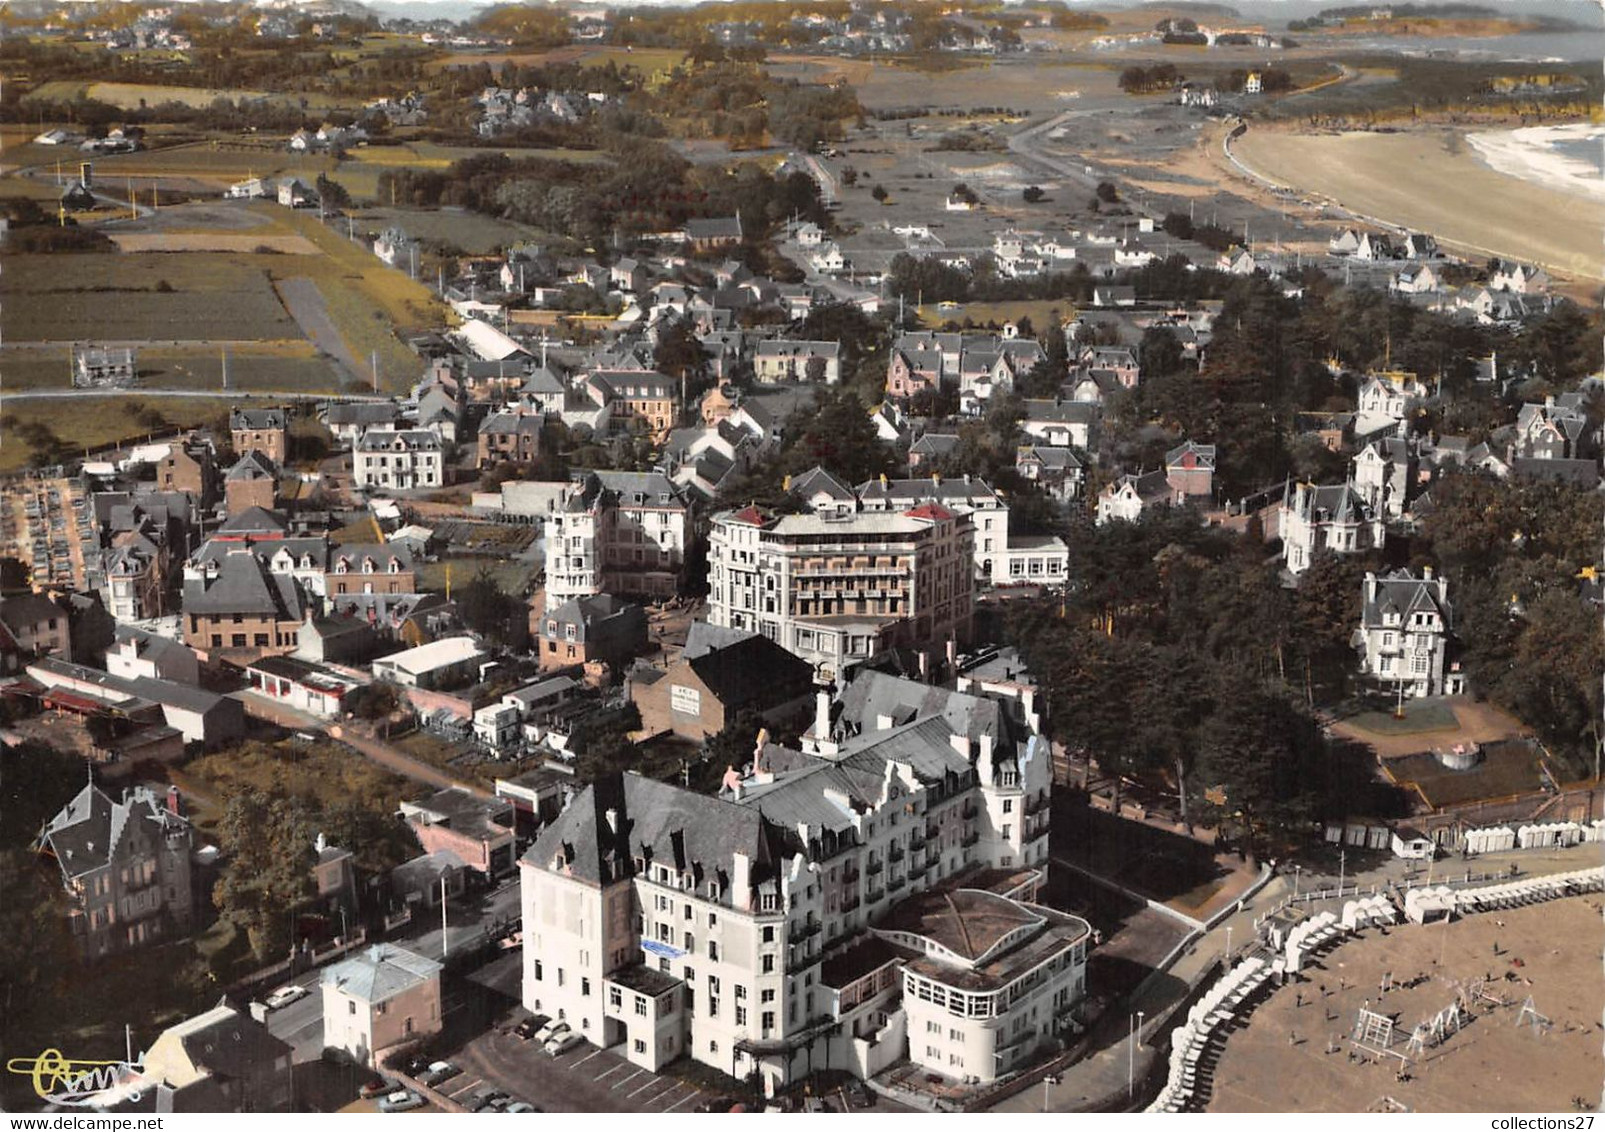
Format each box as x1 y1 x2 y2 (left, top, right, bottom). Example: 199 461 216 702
89 141 338 185
1 252 300 341
22 79 349 112
2 346 344 393
917 299 1077 330
0 396 217 473
268 205 450 385
1345 701 1461 736
331 141 608 203
0 202 451 390
353 205 549 255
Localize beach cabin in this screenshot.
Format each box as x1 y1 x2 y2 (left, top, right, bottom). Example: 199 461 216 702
1390 826 1434 860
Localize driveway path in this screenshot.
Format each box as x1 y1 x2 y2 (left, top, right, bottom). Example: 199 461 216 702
277 275 365 384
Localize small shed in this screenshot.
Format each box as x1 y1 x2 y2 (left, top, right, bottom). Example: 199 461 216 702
1391 825 1435 860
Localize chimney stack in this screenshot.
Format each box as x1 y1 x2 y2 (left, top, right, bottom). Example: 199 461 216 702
604 807 618 834
731 851 752 911
80 162 92 188
167 784 181 816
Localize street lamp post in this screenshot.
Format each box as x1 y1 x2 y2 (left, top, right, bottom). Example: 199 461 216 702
1293 863 1302 900
1042 1073 1059 1113
1127 1011 1144 1100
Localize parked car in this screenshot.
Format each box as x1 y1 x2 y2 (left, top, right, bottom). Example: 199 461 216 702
847 1083 875 1109
378 1090 424 1113
467 1090 507 1112
512 1015 548 1041
359 1077 395 1099
533 1020 568 1044
419 1061 461 1087
504 1102 538 1113
543 1032 584 1056
262 984 309 1010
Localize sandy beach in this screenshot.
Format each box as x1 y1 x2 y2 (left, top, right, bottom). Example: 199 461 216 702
1232 126 1605 281
1206 895 1604 1113
1467 124 1605 205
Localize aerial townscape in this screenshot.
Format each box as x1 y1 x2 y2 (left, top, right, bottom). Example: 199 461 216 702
0 0 1601 1118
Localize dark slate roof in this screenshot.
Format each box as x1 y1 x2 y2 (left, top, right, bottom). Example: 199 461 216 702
182 552 304 619
788 465 856 502
0 593 63 632
1022 399 1099 425
215 507 288 535
910 433 961 456
685 634 814 709
525 773 796 895
40 783 190 881
837 670 1014 749
1509 457 1599 487
1165 440 1216 470
174 1003 293 1081
225 451 277 482
680 621 757 661
686 216 743 241
1362 569 1450 631
1293 482 1373 524
324 402 401 426
546 593 645 642
230 408 286 430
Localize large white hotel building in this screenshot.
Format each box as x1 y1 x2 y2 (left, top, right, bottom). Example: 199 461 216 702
520 670 1089 1096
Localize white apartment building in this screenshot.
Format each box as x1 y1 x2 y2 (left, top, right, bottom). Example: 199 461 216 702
521 676 1078 1096
853 476 1068 589
1279 481 1387 577
543 471 693 605
706 503 974 670
1356 568 1462 698
352 429 444 491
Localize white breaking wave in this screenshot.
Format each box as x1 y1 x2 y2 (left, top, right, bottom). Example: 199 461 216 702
1466 123 1605 205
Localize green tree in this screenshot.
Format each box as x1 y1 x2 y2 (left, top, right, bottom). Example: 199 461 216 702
0 850 78 1051
213 789 320 960
457 566 528 649
782 388 897 485
653 315 710 409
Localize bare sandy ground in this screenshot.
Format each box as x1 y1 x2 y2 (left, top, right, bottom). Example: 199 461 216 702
1206 896 1605 1113
1329 698 1529 759
1232 127 1605 281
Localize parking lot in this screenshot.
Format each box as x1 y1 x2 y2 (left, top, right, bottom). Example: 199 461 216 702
3 474 95 591
453 1025 708 1114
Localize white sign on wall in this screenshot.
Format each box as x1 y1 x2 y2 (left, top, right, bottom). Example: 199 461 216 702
670 684 701 716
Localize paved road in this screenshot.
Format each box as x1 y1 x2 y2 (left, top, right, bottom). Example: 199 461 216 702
236 690 485 795
1006 108 1109 199
278 275 366 385
2 388 386 402
990 839 1603 1112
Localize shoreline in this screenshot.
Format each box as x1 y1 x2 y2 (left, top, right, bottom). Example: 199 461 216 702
1466 124 1605 206
1229 124 1605 282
